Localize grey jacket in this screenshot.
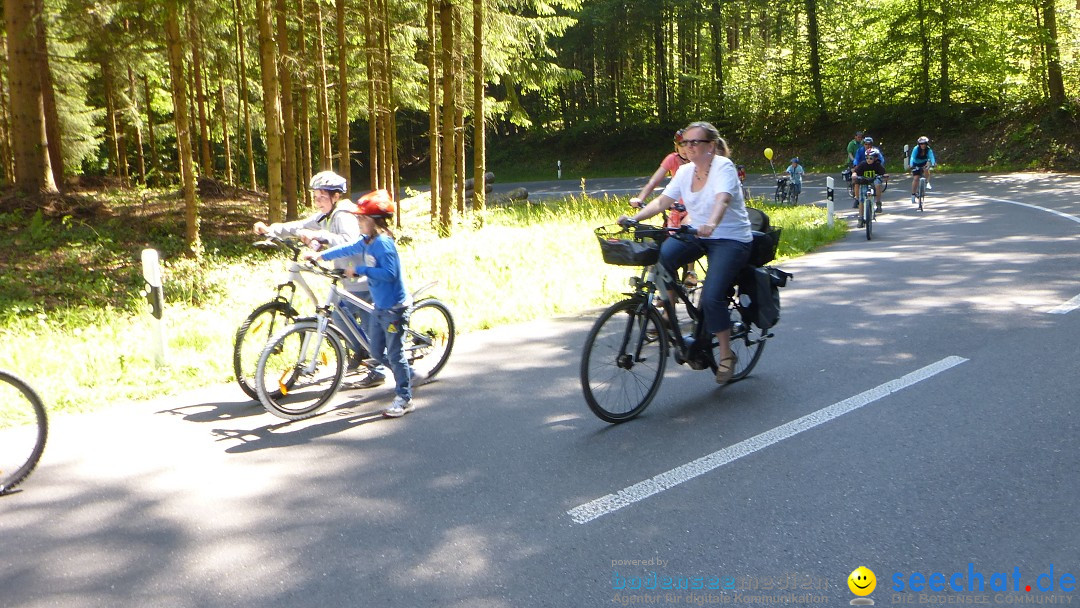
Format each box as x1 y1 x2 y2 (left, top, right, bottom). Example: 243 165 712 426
265 200 369 294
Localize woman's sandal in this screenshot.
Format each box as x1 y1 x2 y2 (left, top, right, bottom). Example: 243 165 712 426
715 353 738 384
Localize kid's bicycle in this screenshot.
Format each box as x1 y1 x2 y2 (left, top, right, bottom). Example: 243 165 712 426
580 219 789 423
0 370 48 495
854 173 888 240
774 176 799 205
253 259 454 420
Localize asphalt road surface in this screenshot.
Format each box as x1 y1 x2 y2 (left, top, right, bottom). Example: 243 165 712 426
3 173 1079 607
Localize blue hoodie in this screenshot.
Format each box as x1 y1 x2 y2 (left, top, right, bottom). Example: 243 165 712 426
321 234 409 310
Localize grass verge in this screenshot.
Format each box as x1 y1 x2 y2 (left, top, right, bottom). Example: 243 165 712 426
0 188 844 421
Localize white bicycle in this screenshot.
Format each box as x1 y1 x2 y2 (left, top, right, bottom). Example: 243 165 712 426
252 256 454 420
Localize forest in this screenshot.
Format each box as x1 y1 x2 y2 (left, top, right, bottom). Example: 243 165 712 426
1 0 1078 251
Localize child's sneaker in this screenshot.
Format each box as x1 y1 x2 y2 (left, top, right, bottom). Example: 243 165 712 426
383 395 414 418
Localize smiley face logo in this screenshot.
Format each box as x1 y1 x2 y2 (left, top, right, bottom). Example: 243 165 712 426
848 566 876 596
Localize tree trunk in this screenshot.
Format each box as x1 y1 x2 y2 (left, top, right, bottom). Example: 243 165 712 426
438 0 455 235
804 0 825 120
234 0 257 190
917 0 931 106
297 0 313 207
454 9 464 216
427 0 440 220
938 1 951 106
102 61 122 179
471 0 485 220
143 74 158 185
314 0 333 170
276 0 298 218
1041 0 1066 105
256 0 284 222
128 67 146 184
217 66 233 185
364 0 379 189
165 0 200 256
34 12 63 190
336 0 350 185
654 5 667 122
0 44 15 183
4 0 56 194
188 9 213 178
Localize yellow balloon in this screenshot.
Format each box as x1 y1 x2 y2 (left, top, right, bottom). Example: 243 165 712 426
764 147 774 160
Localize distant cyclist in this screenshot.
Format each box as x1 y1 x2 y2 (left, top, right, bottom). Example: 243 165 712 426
852 136 885 167
852 150 888 226
846 130 865 165
785 157 805 200
908 136 937 203
630 129 690 228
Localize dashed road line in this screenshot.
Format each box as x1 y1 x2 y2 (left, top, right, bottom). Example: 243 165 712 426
567 356 969 525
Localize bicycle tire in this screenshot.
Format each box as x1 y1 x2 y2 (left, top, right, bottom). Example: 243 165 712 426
255 321 346 420
581 299 668 423
727 314 766 382
233 300 298 400
404 298 455 383
918 178 926 212
0 371 48 495
864 192 874 240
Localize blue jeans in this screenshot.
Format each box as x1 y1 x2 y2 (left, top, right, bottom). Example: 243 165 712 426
659 236 751 335
368 306 412 401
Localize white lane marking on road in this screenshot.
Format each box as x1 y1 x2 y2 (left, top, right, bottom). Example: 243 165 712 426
1049 293 1080 314
974 196 1080 224
567 356 969 525
970 196 1079 313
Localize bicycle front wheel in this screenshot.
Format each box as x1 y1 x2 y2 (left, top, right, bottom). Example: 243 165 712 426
0 371 48 495
728 311 767 382
404 298 455 382
864 197 874 240
233 300 298 400
255 321 346 420
580 299 669 423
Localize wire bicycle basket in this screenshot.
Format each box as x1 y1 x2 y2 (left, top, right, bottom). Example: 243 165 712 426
594 224 663 266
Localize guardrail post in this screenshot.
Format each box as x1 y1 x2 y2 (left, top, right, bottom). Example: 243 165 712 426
141 248 166 367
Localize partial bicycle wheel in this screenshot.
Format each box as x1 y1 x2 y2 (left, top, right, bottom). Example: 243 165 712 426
233 300 298 400
255 321 346 420
918 178 926 212
404 298 455 382
727 310 766 382
864 196 874 240
0 371 48 495
580 299 669 423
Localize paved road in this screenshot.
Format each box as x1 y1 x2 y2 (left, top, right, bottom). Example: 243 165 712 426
3 173 1079 607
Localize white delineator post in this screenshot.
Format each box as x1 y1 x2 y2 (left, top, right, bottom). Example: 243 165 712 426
141 248 166 367
825 176 835 228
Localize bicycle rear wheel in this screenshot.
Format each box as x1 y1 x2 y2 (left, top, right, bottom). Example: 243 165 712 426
255 321 346 420
0 371 48 495
728 311 766 382
580 299 668 423
233 300 297 400
404 298 455 383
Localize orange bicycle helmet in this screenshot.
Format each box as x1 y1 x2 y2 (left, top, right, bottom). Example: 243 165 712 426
354 189 395 218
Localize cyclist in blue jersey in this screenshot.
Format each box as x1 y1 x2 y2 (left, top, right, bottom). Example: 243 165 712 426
908 136 937 203
852 136 885 167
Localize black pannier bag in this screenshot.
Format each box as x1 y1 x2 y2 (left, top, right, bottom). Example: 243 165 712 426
737 266 793 330
748 227 783 267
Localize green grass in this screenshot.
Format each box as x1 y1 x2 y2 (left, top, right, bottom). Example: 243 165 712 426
0 191 844 422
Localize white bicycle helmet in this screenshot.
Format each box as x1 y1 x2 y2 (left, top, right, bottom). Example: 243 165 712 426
309 170 347 193
917 136 930 144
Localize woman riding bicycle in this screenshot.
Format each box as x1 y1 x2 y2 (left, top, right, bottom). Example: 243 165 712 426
908 136 937 203
618 121 752 385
